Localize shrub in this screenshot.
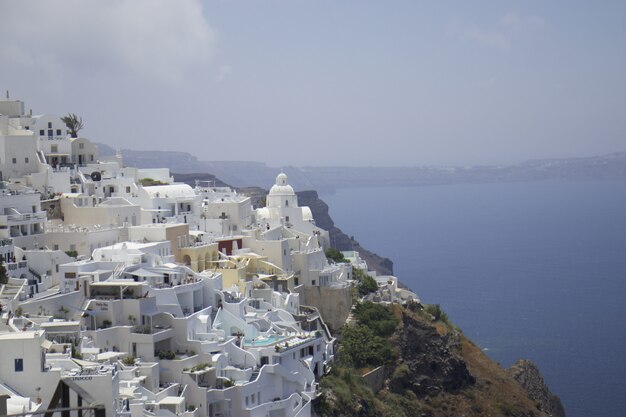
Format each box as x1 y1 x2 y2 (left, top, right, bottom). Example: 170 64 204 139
122 356 135 366
65 250 78 258
424 304 449 324
340 325 396 368
389 364 411 394
158 350 176 360
325 248 347 263
353 302 398 337
139 178 169 186
353 268 378 296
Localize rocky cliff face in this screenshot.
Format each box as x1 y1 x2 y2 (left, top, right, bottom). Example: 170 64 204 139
316 304 566 417
507 360 566 417
296 190 394 276
391 310 475 397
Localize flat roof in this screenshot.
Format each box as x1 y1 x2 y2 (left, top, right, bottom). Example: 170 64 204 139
158 396 185 405
90 280 142 287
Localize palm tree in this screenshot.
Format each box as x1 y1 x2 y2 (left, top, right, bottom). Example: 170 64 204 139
60 113 85 138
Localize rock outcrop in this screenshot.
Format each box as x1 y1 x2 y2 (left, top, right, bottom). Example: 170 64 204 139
391 310 475 397
507 360 566 417
316 304 566 417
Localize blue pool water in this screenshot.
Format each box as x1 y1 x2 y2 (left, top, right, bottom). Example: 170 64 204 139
244 335 289 347
322 180 626 417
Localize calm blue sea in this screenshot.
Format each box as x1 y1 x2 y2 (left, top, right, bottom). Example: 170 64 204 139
322 180 626 417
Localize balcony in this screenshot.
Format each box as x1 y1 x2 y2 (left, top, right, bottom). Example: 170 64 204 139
5 211 46 223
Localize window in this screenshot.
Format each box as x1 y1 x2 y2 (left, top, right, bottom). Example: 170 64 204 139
15 358 23 372
25 126 29 130
39 129 45 136
48 129 53 137
56 129 61 136
48 122 52 128
51 145 58 153
79 143 84 149
25 157 29 163
90 155 94 161
285 200 289 207
126 186 131 193
312 280 316 286
12 158 16 164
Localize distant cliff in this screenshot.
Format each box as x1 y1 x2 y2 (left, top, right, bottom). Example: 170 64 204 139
101 142 626 191
296 190 394 276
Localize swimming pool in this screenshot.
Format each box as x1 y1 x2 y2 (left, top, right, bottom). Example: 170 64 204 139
243 335 289 347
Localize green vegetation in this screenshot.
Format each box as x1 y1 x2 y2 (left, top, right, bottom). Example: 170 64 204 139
122 356 135 366
139 178 169 186
353 268 378 295
60 113 84 138
325 247 347 263
65 250 78 258
190 363 211 372
339 302 399 368
157 350 176 360
424 304 450 325
315 368 380 417
15 307 23 317
0 260 7 285
71 346 83 360
340 325 396 368
353 302 398 337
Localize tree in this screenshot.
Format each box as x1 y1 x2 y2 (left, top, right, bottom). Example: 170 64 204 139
60 113 84 138
0 259 7 285
340 325 396 368
325 248 347 263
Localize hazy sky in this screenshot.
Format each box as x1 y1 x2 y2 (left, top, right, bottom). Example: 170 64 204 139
1 1 625 167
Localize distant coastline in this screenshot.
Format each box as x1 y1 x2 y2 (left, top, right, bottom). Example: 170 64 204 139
98 143 626 193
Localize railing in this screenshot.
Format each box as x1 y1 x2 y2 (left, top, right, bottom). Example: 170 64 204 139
6 212 46 222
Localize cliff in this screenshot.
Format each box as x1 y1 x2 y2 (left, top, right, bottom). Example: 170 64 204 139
103 143 626 190
169 172 564 416
296 190 394 276
507 360 566 417
315 303 566 417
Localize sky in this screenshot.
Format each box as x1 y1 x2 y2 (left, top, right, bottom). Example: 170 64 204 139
1 0 625 167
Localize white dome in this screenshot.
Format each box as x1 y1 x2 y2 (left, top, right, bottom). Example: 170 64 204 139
276 173 288 186
269 173 294 196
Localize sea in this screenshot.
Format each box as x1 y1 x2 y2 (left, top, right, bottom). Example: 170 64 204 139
322 180 626 417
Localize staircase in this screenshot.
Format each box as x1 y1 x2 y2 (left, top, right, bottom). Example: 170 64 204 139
249 368 260 382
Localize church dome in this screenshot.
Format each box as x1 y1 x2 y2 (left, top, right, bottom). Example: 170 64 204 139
269 173 294 196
